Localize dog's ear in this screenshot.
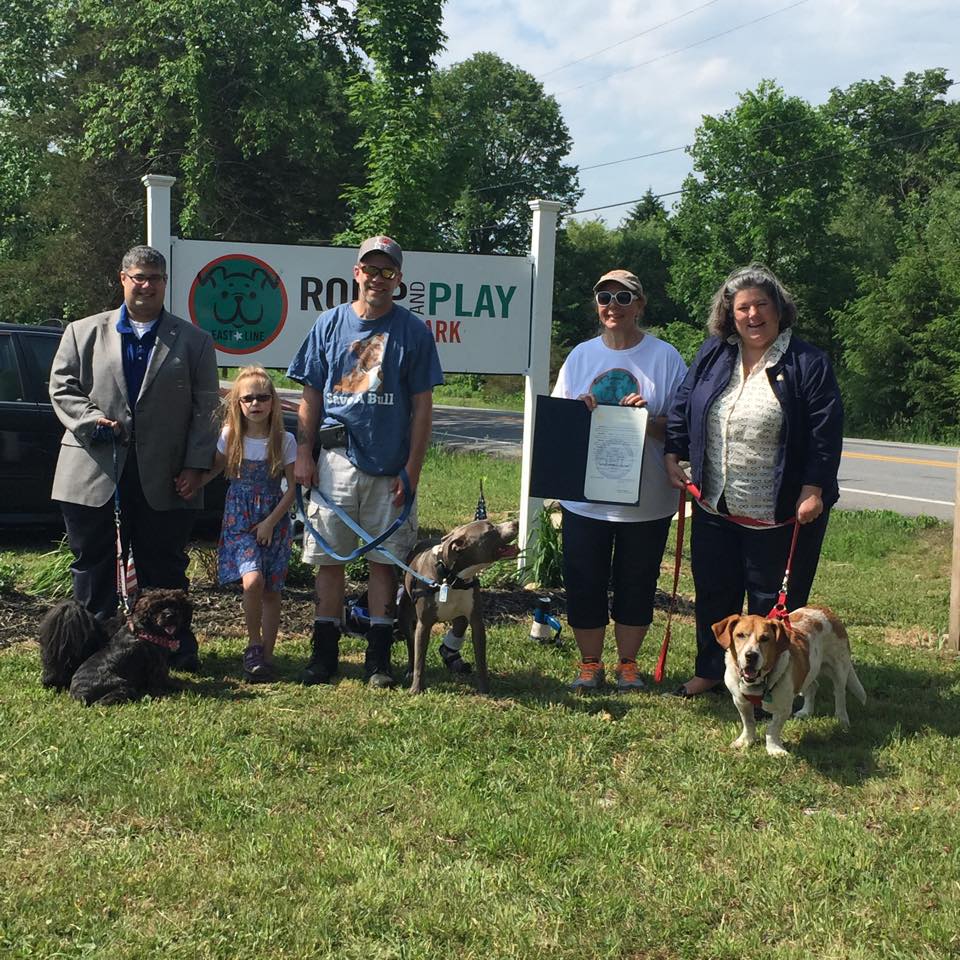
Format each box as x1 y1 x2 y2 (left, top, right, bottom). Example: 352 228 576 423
440 532 468 569
712 614 740 650
773 620 791 656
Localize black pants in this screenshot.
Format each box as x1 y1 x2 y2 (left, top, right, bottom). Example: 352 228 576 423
561 507 672 629
58 448 196 621
690 502 830 680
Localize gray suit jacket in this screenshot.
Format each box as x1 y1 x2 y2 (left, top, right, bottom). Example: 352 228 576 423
49 308 220 510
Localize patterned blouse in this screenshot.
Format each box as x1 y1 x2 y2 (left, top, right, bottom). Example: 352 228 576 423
701 329 792 522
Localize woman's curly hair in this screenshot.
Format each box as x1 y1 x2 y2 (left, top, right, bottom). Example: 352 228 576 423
707 263 797 338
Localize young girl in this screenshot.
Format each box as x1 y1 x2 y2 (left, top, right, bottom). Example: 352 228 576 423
205 367 297 681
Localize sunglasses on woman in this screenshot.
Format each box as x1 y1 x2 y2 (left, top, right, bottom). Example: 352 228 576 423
239 393 273 404
595 290 638 306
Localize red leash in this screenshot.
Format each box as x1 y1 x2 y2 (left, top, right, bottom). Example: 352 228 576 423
654 487 687 683
653 483 800 683
767 520 800 623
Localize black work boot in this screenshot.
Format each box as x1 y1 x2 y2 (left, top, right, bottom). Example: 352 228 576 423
301 621 340 685
364 623 397 689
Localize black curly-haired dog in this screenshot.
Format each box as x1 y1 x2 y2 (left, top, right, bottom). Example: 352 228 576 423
38 589 193 705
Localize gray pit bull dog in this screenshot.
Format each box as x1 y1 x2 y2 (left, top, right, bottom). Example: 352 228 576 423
396 519 519 694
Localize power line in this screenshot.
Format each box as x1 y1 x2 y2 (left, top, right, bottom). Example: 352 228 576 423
568 118 960 215
537 0 724 79
552 0 810 97
467 116 841 196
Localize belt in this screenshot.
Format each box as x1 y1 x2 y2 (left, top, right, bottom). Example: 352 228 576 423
318 425 346 449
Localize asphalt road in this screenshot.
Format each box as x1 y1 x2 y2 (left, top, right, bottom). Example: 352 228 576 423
432 405 959 522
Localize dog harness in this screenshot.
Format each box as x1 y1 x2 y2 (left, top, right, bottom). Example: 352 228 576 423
407 553 479 601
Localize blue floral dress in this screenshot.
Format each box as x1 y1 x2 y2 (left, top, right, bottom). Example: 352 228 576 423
217 456 293 591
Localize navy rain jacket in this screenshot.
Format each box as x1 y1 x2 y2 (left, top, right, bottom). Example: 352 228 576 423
665 334 844 523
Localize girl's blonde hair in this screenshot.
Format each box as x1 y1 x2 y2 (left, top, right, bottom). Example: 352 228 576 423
222 366 285 479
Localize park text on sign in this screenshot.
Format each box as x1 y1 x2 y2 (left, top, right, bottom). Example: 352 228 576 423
172 239 533 374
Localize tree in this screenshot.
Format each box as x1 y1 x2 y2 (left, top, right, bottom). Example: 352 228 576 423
667 80 848 348
552 215 688 362
622 188 667 227
824 69 960 205
835 180 960 434
430 52 581 255
823 70 960 286
0 0 361 323
335 0 447 249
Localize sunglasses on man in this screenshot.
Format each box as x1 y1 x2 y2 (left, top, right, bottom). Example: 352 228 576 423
359 263 399 281
595 290 638 306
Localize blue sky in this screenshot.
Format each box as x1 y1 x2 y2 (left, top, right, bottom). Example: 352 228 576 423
438 0 959 224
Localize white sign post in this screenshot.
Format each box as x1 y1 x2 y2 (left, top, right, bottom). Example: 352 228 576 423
141 176 560 567
520 200 563 566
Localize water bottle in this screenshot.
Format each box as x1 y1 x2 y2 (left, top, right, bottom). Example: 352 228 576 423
530 596 562 646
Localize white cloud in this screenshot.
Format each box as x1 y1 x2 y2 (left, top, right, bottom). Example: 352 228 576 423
438 0 959 221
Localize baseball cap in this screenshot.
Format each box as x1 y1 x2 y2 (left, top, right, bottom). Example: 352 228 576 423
593 269 644 297
357 235 403 269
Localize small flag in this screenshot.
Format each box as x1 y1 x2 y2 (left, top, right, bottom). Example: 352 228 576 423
116 526 138 613
474 479 487 520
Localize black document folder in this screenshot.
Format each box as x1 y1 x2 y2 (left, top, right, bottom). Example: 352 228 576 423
529 395 644 505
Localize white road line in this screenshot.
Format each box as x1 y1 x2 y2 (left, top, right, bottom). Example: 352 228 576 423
435 431 517 447
839 486 954 507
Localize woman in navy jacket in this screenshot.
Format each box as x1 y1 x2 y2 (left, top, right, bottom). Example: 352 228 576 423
664 264 843 697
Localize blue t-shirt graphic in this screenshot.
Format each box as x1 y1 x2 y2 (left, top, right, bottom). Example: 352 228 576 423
287 303 444 476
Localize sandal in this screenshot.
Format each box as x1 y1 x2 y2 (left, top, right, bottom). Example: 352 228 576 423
672 679 723 699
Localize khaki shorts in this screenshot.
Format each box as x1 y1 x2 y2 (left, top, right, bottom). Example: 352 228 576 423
301 448 418 567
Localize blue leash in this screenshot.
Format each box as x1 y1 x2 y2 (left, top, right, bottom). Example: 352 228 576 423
295 468 417 564
295 470 443 589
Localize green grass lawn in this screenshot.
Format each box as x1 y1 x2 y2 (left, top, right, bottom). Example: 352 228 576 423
1 449 959 959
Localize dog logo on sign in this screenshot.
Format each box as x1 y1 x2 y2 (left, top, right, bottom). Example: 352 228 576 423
189 254 288 355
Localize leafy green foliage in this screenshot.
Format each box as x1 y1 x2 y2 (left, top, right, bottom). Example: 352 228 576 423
431 52 581 255
667 80 848 349
0 555 24 595
336 0 447 248
28 537 73 599
836 180 960 432
522 506 563 589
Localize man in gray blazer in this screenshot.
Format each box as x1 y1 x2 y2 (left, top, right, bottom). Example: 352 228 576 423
49 245 219 663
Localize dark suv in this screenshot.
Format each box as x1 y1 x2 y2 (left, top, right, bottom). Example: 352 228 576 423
0 321 301 528
0 322 64 524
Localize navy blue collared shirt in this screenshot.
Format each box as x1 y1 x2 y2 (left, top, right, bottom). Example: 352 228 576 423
116 304 160 418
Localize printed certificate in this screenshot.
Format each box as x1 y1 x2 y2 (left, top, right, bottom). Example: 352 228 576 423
583 404 647 503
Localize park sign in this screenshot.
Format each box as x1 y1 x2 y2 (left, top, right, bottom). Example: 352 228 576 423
169 238 534 374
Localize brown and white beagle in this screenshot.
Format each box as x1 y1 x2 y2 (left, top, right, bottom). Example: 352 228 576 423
712 606 866 756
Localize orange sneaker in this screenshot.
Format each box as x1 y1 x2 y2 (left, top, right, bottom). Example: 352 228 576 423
571 660 605 692
615 659 645 692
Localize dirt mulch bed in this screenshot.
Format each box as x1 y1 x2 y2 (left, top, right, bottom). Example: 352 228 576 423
0 582 694 649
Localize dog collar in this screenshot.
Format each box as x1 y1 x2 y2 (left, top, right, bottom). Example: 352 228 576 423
134 627 181 651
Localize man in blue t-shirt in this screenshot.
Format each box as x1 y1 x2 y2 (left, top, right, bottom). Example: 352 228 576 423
288 236 444 688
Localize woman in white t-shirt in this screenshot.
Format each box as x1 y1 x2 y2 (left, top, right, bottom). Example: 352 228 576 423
552 270 687 693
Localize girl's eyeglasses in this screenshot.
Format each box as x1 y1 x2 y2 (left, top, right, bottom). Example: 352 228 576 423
359 263 399 281
239 393 272 404
595 290 638 306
